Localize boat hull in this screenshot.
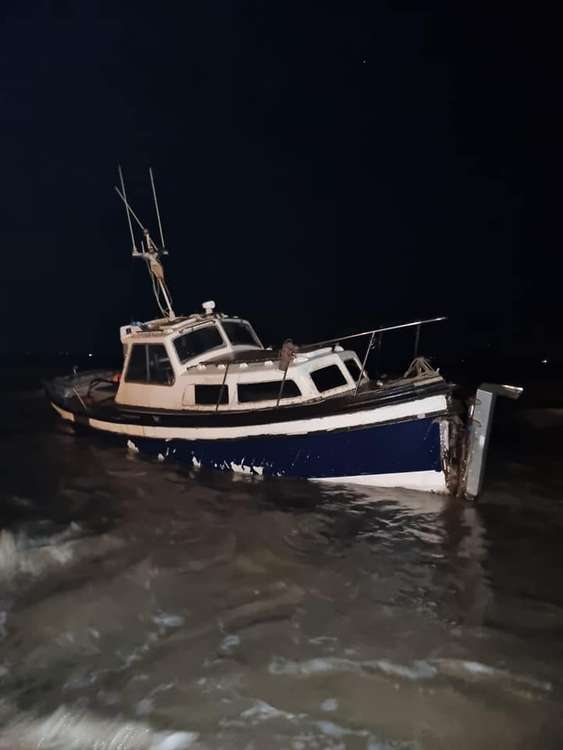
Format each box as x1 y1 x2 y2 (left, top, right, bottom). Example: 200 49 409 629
128 414 447 490
51 397 450 492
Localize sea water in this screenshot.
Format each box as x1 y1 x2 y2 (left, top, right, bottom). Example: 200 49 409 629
0 376 562 748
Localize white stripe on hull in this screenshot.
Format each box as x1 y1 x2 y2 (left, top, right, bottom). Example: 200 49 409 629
51 394 447 440
311 469 448 493
54 403 75 422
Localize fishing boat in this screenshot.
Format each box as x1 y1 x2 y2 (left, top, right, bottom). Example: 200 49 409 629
45 170 522 498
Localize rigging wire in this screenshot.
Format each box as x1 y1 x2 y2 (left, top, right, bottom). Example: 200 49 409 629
115 170 176 319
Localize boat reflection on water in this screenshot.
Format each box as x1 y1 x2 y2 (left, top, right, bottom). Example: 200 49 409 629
316 479 492 628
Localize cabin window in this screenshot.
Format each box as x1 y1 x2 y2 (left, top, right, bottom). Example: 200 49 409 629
344 358 362 382
148 345 175 384
238 380 301 403
174 325 224 363
311 364 347 392
222 321 259 348
195 384 229 405
125 344 147 382
125 344 174 385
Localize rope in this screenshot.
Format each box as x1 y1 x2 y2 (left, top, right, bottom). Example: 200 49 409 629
147 259 169 318
403 356 437 379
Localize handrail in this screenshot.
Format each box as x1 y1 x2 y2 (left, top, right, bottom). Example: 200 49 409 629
215 361 230 410
299 316 446 352
184 316 447 369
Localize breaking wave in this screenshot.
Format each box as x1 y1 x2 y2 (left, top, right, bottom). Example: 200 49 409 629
0 527 123 584
269 656 553 696
0 703 197 750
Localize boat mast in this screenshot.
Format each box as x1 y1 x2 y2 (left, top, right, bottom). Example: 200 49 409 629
114 167 176 320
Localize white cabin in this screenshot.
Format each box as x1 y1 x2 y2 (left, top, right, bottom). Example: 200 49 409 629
116 306 366 411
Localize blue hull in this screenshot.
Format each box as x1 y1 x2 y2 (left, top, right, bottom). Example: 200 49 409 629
131 415 444 481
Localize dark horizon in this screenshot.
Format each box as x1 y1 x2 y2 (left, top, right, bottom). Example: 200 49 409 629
2 3 561 359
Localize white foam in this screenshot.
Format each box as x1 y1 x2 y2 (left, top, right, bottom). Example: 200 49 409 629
152 613 185 629
220 634 240 653
374 659 437 681
0 705 198 750
432 658 553 692
270 656 437 682
272 654 549 692
154 734 199 750
320 698 338 712
240 700 296 722
0 529 123 583
315 719 368 738
270 657 363 676
459 660 496 675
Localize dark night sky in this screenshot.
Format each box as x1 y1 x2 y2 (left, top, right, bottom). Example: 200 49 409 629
1 2 561 358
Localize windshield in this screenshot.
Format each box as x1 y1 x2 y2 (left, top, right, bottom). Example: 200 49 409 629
222 321 260 348
173 325 224 363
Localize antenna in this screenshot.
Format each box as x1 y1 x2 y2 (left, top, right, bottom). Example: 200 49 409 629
114 185 148 238
149 167 166 252
118 165 137 254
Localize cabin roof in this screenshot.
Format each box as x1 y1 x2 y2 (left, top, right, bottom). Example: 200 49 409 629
120 312 249 342
203 347 278 366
